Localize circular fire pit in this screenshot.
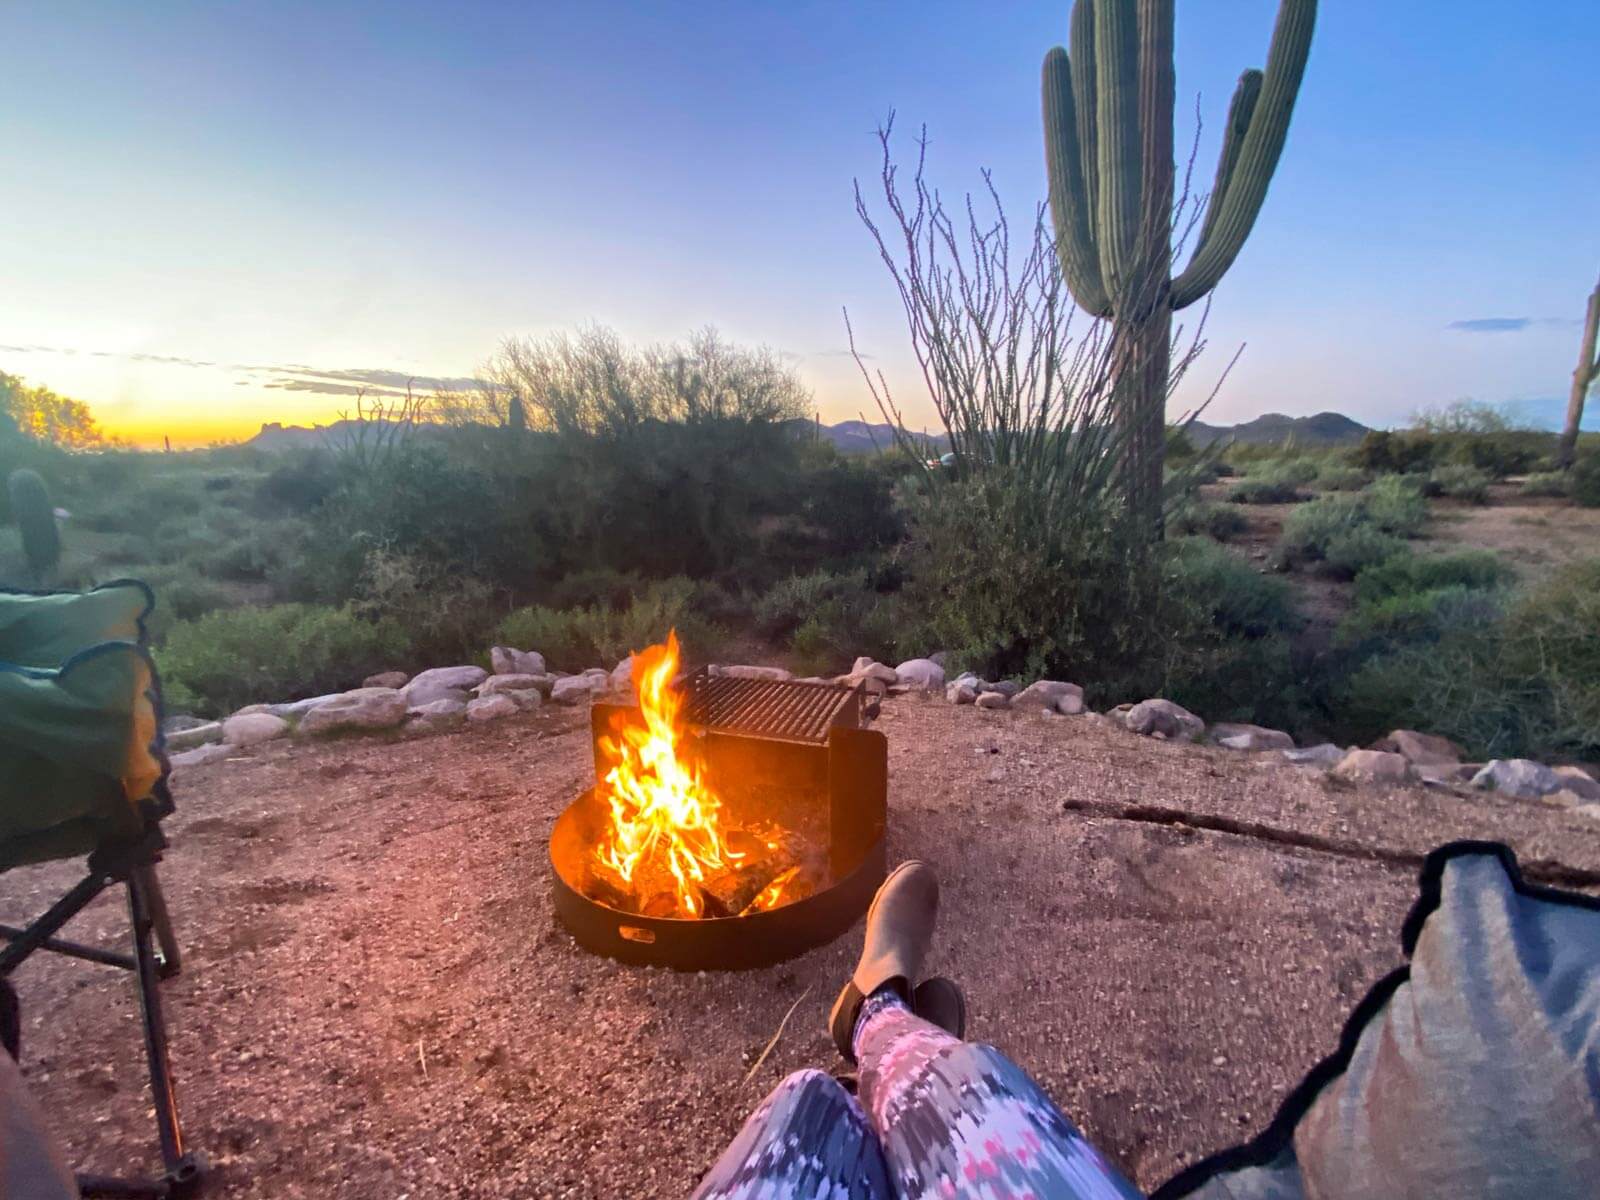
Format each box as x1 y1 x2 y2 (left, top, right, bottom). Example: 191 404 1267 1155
550 787 886 969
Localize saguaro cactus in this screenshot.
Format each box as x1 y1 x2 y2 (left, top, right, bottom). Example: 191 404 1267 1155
1043 0 1316 530
7 468 61 584
1558 269 1599 470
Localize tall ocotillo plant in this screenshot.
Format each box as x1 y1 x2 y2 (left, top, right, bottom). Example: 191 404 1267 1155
1558 268 1599 469
7 468 61 584
1042 0 1315 530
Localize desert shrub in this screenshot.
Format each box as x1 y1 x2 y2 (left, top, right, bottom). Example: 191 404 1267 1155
1572 455 1600 508
496 577 723 671
1426 464 1491 503
1314 465 1368 491
1520 471 1570 498
1361 475 1429 536
158 603 407 716
1279 494 1369 563
756 566 901 671
256 450 339 514
1167 500 1247 541
1350 430 1435 475
1339 583 1503 645
1321 526 1408 579
545 567 645 611
1227 474 1303 504
1443 432 1545 478
1338 559 1600 760
1352 549 1514 607
138 565 235 643
353 546 498 665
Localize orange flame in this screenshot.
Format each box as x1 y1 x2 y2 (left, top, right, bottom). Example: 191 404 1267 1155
594 631 739 918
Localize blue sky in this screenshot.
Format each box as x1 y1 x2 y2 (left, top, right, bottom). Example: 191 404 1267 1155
2 1 1596 445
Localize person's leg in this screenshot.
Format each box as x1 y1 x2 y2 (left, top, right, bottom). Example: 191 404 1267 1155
855 988 1144 1199
690 1067 893 1200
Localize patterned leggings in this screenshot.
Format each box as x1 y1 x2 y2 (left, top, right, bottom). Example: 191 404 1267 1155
691 989 1144 1199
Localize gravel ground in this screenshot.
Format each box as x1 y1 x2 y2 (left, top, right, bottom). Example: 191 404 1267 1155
5 696 1599 1198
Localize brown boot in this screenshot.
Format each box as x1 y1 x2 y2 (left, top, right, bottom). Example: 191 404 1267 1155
828 861 940 1062
913 976 967 1040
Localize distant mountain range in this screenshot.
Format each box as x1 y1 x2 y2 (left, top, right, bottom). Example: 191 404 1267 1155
1185 411 1371 448
245 411 1373 455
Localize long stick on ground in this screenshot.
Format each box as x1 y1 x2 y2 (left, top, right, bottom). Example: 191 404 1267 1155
742 986 812 1086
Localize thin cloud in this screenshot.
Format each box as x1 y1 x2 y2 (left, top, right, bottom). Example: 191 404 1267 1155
1448 317 1531 333
259 366 480 394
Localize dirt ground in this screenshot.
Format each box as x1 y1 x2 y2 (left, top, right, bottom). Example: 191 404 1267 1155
5 698 1600 1198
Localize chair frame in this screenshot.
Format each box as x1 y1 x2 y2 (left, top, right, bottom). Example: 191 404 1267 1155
0 786 202 1199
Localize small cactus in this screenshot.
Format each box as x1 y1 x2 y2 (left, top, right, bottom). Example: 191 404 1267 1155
7 468 61 584
507 394 529 433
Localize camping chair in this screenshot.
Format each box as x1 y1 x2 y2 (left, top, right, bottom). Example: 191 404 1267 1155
0 580 203 1198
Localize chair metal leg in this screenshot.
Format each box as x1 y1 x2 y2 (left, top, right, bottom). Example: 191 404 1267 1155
131 867 181 979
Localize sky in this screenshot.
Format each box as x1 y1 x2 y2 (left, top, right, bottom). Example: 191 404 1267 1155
3 1 1597 448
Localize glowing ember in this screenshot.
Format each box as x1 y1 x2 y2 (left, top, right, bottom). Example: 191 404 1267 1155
591 631 806 919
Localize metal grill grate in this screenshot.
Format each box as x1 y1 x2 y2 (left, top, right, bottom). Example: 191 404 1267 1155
681 670 858 744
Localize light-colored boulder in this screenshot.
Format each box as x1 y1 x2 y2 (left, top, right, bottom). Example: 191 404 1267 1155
1212 723 1295 753
716 665 794 682
611 656 634 692
1331 748 1411 785
222 712 290 747
852 657 881 675
1552 766 1600 803
1282 743 1347 769
297 688 408 736
850 663 898 686
404 698 467 733
552 675 601 705
975 691 1011 711
260 694 342 720
478 674 548 698
1413 762 1480 789
1370 729 1462 767
843 673 889 697
981 680 1022 699
1122 699 1205 742
1012 681 1085 714
363 670 410 690
504 689 543 711
162 714 210 734
1471 759 1562 798
165 721 223 752
893 659 945 691
1575 804 1600 823
403 666 488 708
169 742 234 768
946 681 978 705
490 646 546 677
467 694 518 723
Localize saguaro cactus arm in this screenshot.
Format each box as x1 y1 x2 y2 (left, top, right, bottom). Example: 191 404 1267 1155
1558 271 1600 467
1172 0 1316 308
1043 49 1111 315
1196 70 1263 253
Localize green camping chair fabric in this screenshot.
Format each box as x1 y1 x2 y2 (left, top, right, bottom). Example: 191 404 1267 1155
0 581 202 1198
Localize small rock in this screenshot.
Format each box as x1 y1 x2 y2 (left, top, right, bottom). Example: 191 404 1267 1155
1122 699 1205 742
1471 759 1562 799
946 682 977 705
852 656 880 675
362 670 410 690
1413 762 1480 789
405 698 467 733
297 688 408 736
1574 804 1600 823
478 674 549 698
551 676 601 705
162 714 210 734
222 712 290 747
1281 743 1346 768
1552 766 1600 803
975 691 1011 711
466 695 518 723
1211 723 1295 752
610 657 634 692
1012 681 1085 714
894 659 945 690
165 721 223 752
404 666 489 708
981 680 1022 699
503 689 543 711
1331 748 1410 785
1370 729 1462 767
490 646 547 677
169 743 233 768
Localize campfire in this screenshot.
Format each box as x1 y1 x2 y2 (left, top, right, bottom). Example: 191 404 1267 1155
585 633 822 920
548 633 889 968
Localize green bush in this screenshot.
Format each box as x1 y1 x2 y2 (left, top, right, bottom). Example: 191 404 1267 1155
1279 494 1369 563
353 546 498 665
1313 465 1368 492
496 577 723 671
1573 455 1600 508
1339 583 1503 645
545 568 645 611
158 604 408 717
1426 464 1491 504
756 567 900 672
1321 526 1408 579
1350 430 1435 475
1227 474 1303 504
1352 549 1514 607
1167 500 1248 541
1520 471 1570 498
1361 475 1429 536
139 565 235 643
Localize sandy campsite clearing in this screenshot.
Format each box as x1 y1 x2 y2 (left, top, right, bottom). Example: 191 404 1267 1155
5 697 1600 1198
